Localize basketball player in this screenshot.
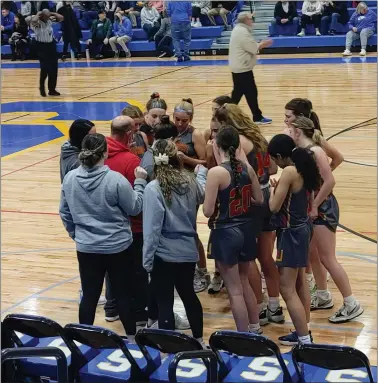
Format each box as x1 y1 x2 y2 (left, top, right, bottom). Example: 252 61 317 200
284 98 344 309
214 104 285 326
287 116 363 323
173 99 209 293
268 134 321 345
140 92 168 146
203 126 263 333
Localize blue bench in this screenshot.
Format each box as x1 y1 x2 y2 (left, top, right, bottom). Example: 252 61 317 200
270 34 377 48
270 7 377 36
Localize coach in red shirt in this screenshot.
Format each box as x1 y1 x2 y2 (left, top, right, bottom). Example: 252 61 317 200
104 115 148 325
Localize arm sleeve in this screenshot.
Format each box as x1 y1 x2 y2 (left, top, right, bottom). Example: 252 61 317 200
141 8 147 24
348 12 356 29
155 18 166 37
195 166 207 205
59 187 75 239
274 2 280 18
117 175 147 216
142 184 165 272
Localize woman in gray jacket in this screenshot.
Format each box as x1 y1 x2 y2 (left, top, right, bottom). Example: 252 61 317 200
143 139 207 346
60 133 147 340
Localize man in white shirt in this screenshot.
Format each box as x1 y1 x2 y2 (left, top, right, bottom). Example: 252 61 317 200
229 12 273 125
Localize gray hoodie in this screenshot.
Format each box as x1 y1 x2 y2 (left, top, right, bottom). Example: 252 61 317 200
60 141 81 183
143 167 207 272
60 165 146 254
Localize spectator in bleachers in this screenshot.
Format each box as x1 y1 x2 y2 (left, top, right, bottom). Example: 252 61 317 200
59 1 83 60
298 0 323 36
1 7 15 45
154 10 173 58
20 1 32 17
104 1 117 21
72 1 86 13
149 0 164 16
274 1 298 26
191 1 211 27
321 1 348 35
2 1 18 14
9 13 28 60
207 1 234 29
33 1 51 14
88 9 112 59
109 12 132 58
116 2 143 28
343 2 376 56
141 1 160 41
167 1 191 62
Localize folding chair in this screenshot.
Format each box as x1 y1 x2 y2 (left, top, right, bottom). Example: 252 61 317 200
136 328 231 382
65 323 161 382
2 347 68 383
292 343 376 383
209 330 295 382
3 313 95 382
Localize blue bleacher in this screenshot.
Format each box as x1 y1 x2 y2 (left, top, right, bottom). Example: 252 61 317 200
270 7 377 37
270 34 377 48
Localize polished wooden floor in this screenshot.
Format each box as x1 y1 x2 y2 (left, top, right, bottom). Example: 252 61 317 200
1 54 377 363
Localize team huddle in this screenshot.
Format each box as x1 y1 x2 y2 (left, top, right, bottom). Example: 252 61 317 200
59 93 364 348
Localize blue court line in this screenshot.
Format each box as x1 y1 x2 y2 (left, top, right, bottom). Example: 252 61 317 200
1 56 377 69
1 275 80 315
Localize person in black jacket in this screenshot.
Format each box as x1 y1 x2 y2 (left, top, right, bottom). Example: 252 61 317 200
58 1 83 59
321 1 348 35
274 1 298 25
9 13 28 61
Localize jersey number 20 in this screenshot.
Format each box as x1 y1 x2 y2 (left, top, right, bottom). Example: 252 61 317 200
229 185 252 218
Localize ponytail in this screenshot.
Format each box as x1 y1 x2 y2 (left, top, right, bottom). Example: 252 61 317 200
312 129 322 146
291 148 321 192
229 145 241 198
268 134 321 193
215 125 242 198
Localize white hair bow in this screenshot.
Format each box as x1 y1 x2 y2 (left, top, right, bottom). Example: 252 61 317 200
154 153 169 166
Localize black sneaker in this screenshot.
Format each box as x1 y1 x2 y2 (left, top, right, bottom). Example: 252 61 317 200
279 330 313 346
48 90 61 96
267 307 285 323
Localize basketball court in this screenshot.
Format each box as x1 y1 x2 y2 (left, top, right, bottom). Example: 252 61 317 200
1 54 377 364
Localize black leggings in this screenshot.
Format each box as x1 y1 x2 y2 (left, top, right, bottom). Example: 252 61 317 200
151 257 203 339
301 14 321 28
77 248 136 335
192 6 201 18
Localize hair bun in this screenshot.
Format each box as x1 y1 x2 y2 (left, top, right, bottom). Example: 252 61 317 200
182 98 193 105
160 115 170 124
151 92 160 99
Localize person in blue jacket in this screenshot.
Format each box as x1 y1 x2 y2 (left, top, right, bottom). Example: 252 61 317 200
109 11 133 58
167 1 192 62
1 7 15 44
343 1 377 56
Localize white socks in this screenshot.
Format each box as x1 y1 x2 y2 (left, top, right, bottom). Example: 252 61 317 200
344 294 357 308
298 334 312 344
248 323 261 334
317 289 331 300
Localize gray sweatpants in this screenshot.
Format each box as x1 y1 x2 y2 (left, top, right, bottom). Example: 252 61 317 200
345 28 374 50
109 35 131 53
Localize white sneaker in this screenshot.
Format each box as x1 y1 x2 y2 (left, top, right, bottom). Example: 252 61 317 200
174 312 190 330
342 49 352 56
195 21 202 27
360 49 366 56
208 273 224 294
194 268 210 293
105 315 120 322
315 29 321 36
297 30 305 37
328 302 364 323
311 294 334 311
191 20 195 27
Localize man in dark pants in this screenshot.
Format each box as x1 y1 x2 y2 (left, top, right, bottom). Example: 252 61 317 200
229 12 273 125
30 10 63 97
